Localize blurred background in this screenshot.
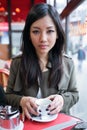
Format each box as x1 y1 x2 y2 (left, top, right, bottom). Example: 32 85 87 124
0 0 87 121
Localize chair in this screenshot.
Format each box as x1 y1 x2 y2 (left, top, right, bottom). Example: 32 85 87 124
0 68 9 91
0 59 11 70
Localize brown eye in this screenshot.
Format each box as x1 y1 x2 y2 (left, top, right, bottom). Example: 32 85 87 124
47 30 55 34
32 30 39 34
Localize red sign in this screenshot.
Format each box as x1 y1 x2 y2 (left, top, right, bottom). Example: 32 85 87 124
0 22 8 31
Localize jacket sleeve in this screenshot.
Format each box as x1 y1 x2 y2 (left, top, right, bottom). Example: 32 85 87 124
60 58 79 114
6 57 23 109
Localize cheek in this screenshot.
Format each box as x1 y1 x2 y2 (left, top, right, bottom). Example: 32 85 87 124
30 35 38 46
50 37 57 47
31 39 37 48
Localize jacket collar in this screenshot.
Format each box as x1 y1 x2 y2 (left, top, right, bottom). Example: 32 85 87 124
46 61 52 69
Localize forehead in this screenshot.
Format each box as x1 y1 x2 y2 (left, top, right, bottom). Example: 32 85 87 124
31 15 56 28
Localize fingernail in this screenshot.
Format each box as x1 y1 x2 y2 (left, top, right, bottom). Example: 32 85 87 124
48 113 50 115
30 118 32 121
39 114 42 116
39 109 41 112
46 108 49 111
48 105 51 108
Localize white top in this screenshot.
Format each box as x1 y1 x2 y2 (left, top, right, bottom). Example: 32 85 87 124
36 88 42 98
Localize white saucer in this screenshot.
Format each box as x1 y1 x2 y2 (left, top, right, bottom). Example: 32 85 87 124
31 114 58 122
0 120 24 130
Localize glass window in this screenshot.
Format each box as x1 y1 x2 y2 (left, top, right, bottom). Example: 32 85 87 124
69 0 87 121
11 22 24 56
0 0 8 44
12 32 22 56
68 0 87 54
47 0 67 14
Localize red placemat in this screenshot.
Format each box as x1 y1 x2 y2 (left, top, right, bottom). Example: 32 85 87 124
23 113 80 130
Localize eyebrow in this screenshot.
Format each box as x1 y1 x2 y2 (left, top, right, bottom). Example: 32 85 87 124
32 26 55 29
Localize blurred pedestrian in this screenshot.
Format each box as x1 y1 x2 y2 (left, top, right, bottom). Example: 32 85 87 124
77 46 86 71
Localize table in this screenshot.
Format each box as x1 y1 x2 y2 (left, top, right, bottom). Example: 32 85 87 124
23 113 81 130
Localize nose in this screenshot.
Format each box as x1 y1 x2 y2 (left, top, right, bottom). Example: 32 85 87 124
40 32 47 42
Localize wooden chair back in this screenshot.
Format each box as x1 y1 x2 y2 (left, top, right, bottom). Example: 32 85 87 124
0 69 9 91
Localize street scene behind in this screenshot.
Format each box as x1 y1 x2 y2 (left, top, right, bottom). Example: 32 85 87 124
70 50 87 121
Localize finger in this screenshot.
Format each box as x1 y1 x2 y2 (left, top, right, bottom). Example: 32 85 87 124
28 104 38 115
48 99 63 111
22 111 25 122
48 101 58 111
50 107 60 115
26 102 38 116
24 108 32 120
47 95 55 101
29 98 38 110
28 99 39 115
49 101 63 114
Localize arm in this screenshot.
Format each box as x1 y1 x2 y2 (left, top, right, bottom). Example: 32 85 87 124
6 58 22 108
48 59 79 115
61 60 79 114
5 57 39 120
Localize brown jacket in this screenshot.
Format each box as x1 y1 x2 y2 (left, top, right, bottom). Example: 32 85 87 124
6 54 79 114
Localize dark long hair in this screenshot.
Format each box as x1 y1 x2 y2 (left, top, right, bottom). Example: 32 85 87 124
20 3 65 88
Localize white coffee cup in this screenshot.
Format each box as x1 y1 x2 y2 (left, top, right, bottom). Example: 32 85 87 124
36 98 52 120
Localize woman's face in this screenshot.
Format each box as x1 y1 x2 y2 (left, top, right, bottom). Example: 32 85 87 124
30 15 58 56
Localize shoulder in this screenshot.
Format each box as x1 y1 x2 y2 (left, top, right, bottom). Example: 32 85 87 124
11 53 22 67
62 53 74 67
63 53 72 60
12 51 22 60
12 54 22 60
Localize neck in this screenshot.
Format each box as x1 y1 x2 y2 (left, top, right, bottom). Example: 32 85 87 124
39 55 48 72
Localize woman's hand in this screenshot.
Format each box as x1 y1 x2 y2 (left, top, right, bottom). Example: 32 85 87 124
47 94 64 115
20 96 38 121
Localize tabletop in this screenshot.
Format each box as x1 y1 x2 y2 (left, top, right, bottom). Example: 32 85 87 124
23 113 81 130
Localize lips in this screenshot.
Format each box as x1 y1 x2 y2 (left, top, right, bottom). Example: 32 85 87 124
39 45 48 49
